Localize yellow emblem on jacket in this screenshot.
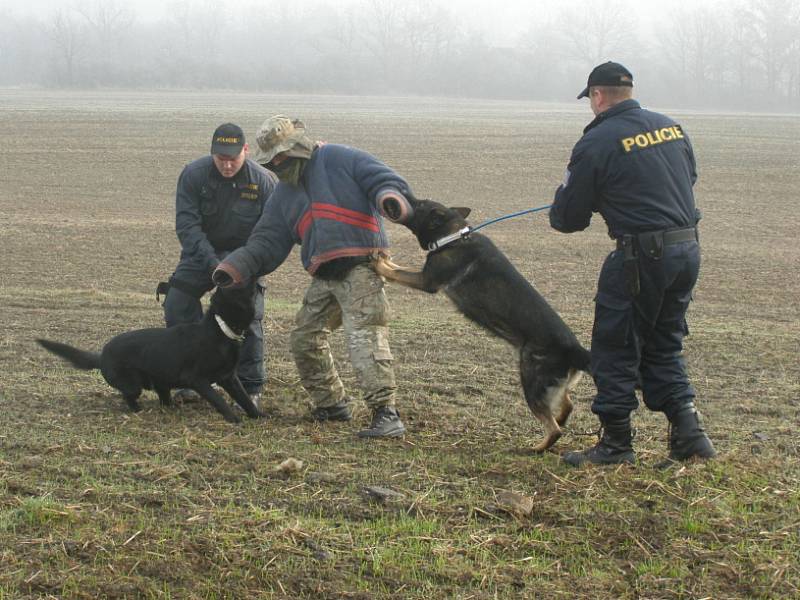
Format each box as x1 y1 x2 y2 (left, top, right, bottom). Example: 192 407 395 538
620 125 685 153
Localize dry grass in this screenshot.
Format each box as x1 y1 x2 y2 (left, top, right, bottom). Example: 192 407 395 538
0 91 798 598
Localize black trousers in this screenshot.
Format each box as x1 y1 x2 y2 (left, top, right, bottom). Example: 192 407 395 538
163 251 266 394
590 240 700 420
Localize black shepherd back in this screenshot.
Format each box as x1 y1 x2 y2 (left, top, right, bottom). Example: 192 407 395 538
37 282 264 423
375 198 591 451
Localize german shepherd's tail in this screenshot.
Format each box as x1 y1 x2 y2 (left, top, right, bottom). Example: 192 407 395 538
567 345 592 373
37 338 101 371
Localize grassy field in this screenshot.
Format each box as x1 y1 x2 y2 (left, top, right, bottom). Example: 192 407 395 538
0 90 798 599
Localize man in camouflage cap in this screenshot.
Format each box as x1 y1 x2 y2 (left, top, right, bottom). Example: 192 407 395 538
213 115 415 438
253 116 316 161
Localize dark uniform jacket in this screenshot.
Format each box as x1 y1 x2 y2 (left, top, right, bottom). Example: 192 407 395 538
550 99 699 238
220 144 410 279
176 156 277 273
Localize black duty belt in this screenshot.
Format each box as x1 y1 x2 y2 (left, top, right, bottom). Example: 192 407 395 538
615 227 697 296
616 227 697 253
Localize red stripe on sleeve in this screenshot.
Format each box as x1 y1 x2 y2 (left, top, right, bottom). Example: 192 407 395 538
296 210 313 238
312 203 378 227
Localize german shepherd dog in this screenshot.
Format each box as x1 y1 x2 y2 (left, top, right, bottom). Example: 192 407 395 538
376 198 591 451
37 281 264 424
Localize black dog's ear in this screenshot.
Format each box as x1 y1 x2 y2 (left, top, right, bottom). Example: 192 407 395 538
452 207 471 219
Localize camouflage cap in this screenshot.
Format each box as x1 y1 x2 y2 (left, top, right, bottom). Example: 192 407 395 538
253 115 315 165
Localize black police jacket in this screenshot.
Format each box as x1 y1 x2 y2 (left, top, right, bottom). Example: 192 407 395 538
175 156 276 274
550 99 699 239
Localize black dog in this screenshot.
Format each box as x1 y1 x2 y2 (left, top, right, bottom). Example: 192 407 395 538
37 281 264 423
376 198 591 451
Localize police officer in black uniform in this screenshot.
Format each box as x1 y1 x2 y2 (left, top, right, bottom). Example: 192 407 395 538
550 62 715 466
163 123 276 406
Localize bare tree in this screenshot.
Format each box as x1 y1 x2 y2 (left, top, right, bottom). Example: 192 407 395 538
47 9 86 86
73 0 135 84
552 0 637 68
792 37 800 104
330 5 361 56
728 7 756 96
658 5 731 105
76 0 134 50
355 0 461 91
740 0 800 96
168 0 227 64
517 11 572 98
402 1 455 65
360 0 405 84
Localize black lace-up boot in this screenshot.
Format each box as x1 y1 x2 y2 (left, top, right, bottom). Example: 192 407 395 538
664 402 716 462
357 405 405 438
563 416 635 466
311 400 353 422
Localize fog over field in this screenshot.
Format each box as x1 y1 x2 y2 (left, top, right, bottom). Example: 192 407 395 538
1 0 798 112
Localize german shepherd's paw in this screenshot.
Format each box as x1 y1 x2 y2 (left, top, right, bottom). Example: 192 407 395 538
531 428 563 453
373 255 405 278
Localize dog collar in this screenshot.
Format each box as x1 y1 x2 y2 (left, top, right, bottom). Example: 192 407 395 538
427 226 471 252
214 314 246 342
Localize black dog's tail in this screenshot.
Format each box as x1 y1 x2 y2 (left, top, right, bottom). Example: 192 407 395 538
567 345 592 373
36 338 101 371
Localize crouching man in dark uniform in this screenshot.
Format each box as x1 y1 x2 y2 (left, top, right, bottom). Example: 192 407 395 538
163 123 276 407
549 62 715 466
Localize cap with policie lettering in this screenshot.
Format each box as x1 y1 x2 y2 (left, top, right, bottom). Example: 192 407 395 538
210 123 245 156
577 61 633 99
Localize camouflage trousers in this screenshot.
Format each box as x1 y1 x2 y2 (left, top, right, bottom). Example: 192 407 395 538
290 263 397 410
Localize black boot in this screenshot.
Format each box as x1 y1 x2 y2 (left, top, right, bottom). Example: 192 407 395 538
665 402 716 462
563 416 635 467
310 399 353 422
357 405 405 438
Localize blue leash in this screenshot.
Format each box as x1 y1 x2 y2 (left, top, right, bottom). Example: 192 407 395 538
471 203 552 232
426 203 552 251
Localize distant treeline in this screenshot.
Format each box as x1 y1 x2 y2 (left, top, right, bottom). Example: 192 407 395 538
1 0 798 112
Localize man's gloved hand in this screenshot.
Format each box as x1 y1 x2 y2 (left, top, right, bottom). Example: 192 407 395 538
212 263 243 288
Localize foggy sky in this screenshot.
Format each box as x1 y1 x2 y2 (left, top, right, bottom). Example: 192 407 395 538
1 0 704 45
1 0 797 112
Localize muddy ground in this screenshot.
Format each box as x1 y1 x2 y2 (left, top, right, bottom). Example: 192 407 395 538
0 91 798 599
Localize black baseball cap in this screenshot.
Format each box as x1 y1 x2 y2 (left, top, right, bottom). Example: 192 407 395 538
210 123 245 156
577 61 634 99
